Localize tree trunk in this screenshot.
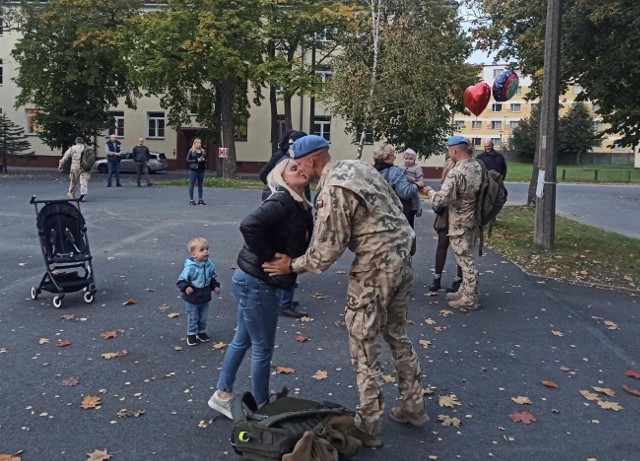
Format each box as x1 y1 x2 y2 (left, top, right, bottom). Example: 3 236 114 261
284 94 293 131
270 86 279 153
219 79 237 178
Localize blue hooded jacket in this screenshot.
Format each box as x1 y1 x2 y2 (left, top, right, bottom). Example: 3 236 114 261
176 257 220 304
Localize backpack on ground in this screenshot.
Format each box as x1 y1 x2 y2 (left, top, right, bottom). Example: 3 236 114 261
230 388 357 461
80 145 96 172
475 159 508 254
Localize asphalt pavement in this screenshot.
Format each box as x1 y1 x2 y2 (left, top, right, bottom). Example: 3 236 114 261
0 173 638 461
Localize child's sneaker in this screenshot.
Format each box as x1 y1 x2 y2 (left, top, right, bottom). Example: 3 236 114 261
187 335 198 346
208 391 232 419
196 333 211 343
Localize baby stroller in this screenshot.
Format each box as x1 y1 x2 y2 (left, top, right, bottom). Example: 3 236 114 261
30 195 97 308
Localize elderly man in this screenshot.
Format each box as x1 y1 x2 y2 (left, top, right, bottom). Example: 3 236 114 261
424 135 483 311
477 139 507 179
263 135 427 448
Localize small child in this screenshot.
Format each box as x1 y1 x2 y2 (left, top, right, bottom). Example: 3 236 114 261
399 148 424 217
177 237 221 346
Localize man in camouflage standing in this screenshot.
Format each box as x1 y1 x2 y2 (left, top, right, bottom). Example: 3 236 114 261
424 135 483 311
262 135 427 448
58 136 91 201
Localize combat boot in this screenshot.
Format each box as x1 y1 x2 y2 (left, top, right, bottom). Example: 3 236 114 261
446 291 461 301
389 406 430 427
448 297 479 311
427 278 441 292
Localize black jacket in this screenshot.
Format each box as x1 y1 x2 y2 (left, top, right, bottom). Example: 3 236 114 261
132 145 150 163
476 151 507 179
237 188 313 290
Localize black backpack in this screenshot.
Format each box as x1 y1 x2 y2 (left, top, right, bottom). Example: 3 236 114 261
230 389 354 461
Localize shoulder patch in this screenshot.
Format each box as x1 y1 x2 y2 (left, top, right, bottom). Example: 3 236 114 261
446 171 455 179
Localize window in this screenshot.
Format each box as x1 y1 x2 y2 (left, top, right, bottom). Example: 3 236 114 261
454 120 465 130
592 140 603 148
352 127 373 145
315 66 332 83
276 115 287 142
234 115 248 141
530 102 539 111
472 120 482 130
491 137 502 148
473 138 482 146
515 86 522 95
510 121 519 130
595 121 605 132
108 111 125 137
491 121 502 130
510 103 521 112
491 103 502 112
147 112 165 138
25 109 43 135
493 68 504 78
0 16 3 36
313 116 331 141
0 58 3 85
315 28 335 42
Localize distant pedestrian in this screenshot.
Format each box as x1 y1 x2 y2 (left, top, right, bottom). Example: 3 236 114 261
424 136 482 311
58 136 91 201
176 237 221 346
132 138 153 187
398 148 424 220
263 135 427 449
105 134 123 187
477 139 507 179
186 138 207 206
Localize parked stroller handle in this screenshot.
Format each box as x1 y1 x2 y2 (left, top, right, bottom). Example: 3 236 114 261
31 194 81 205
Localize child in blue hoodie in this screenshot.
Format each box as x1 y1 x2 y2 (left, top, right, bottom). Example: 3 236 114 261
177 237 221 346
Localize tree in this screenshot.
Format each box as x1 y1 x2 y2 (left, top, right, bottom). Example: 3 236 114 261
557 103 601 164
465 0 640 148
324 0 479 158
10 0 142 152
0 114 33 174
120 0 264 178
508 106 540 162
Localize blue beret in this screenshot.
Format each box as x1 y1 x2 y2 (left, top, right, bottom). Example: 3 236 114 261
289 135 330 159
447 135 470 147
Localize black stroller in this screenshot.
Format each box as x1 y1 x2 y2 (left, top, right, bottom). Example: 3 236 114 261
30 195 97 308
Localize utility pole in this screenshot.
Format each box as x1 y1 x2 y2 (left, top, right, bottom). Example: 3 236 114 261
534 0 563 248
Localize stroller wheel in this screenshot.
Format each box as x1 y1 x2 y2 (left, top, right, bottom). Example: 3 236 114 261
31 286 39 300
52 296 63 309
83 291 95 304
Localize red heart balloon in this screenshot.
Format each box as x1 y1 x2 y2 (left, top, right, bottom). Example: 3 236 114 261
464 83 491 116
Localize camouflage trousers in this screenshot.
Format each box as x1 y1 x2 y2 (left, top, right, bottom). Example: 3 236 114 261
345 264 423 437
449 231 478 302
68 166 90 197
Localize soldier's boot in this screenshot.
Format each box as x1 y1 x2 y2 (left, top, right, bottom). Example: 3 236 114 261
448 296 479 311
389 406 430 427
446 291 461 301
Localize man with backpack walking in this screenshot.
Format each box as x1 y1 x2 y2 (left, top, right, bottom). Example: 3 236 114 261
58 136 92 201
424 135 482 311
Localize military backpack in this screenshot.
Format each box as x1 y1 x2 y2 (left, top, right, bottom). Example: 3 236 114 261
80 145 96 172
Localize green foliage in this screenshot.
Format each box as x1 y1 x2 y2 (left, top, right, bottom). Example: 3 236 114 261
466 0 640 148
509 107 539 161
0 114 33 173
10 0 142 151
324 0 479 157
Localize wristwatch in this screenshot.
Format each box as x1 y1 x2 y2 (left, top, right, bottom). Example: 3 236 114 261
289 258 295 274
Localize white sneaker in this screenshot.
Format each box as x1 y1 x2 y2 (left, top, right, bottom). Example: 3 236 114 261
208 391 232 419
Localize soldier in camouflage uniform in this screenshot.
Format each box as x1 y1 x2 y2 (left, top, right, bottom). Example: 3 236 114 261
262 135 428 448
424 135 483 310
58 137 91 201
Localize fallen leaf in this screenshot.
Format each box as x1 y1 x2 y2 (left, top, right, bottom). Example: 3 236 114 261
174 346 183 352
437 414 461 428
336 270 346 275
62 376 80 386
439 309 454 317
100 331 118 339
382 375 397 384
56 340 72 347
422 387 435 395
275 366 295 375
299 316 312 322
511 396 532 405
0 453 22 461
425 292 438 297
418 339 433 349
603 320 619 330
622 385 640 397
508 411 536 424
541 380 558 388
198 420 208 428
623 275 633 282
424 318 437 325
38 338 50 345
551 330 564 337
101 350 128 359
312 292 327 300
145 288 156 292
312 370 328 380
167 313 180 318
592 386 615 397
579 390 600 401
438 394 461 408
559 366 571 372
86 449 110 461
122 298 137 306
81 396 102 409
597 400 622 411
295 335 309 343
625 369 640 380
212 341 227 350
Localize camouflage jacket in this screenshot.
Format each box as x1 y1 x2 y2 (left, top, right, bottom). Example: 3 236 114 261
427 158 482 236
292 160 414 274
59 144 85 171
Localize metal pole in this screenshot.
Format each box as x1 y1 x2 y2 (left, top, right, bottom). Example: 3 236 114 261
534 0 562 248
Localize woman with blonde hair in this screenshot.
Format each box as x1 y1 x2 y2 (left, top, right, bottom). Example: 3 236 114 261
186 138 207 206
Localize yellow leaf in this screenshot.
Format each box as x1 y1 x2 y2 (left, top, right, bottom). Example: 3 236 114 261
579 390 600 401
101 350 128 360
540 380 558 388
38 338 50 345
81 396 102 410
275 366 295 375
424 318 437 325
122 298 137 306
597 400 622 411
167 313 180 318
511 396 532 405
439 309 454 317
312 292 327 300
418 339 433 348
312 370 328 380
212 342 227 350
86 449 111 461
382 374 397 383
551 330 564 337
438 394 461 408
592 386 615 397
437 414 462 428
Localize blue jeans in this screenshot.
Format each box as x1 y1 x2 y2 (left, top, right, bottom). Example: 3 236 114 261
189 170 204 201
216 268 279 406
186 302 209 335
276 288 294 307
107 160 121 186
